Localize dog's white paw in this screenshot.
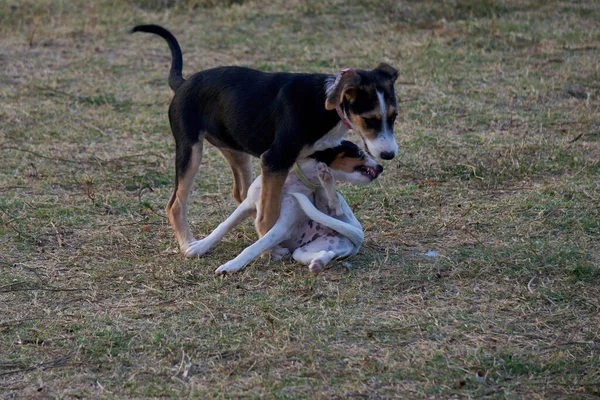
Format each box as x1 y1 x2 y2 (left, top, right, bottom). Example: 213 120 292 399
333 204 344 216
185 240 212 258
215 261 245 275
317 162 333 183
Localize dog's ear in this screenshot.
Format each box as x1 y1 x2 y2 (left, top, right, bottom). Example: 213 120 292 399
325 70 361 110
375 63 399 83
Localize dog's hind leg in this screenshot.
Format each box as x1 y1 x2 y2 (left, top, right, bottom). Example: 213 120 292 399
167 140 203 253
166 113 204 253
185 199 254 258
218 148 253 204
293 247 337 273
292 235 355 273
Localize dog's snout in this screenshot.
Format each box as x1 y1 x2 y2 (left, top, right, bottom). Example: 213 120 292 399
380 151 395 160
375 164 384 175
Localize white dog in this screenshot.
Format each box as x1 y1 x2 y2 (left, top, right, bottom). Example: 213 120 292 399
185 141 383 274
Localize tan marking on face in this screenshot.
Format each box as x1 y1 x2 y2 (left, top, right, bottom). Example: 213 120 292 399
329 152 368 173
360 111 381 119
348 114 378 141
377 91 396 119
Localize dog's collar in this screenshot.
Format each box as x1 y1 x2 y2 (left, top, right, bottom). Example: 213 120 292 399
335 106 353 130
334 68 355 130
293 163 321 191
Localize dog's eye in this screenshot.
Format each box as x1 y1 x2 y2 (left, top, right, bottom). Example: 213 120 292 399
387 113 397 125
363 117 381 129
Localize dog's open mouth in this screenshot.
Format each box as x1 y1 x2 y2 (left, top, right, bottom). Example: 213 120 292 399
356 165 378 180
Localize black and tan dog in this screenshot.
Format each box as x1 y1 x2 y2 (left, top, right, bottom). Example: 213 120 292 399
132 25 399 254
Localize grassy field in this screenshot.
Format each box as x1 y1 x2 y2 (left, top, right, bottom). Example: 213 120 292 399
1 0 599 398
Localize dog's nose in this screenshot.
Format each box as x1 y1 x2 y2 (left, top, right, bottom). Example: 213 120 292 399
375 164 384 175
380 151 395 160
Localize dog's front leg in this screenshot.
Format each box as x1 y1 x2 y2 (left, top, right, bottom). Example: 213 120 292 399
256 143 297 237
255 170 287 237
316 162 343 216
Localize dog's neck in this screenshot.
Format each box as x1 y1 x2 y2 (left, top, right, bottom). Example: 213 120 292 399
284 159 322 195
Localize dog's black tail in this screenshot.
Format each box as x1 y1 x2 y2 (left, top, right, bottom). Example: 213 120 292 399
131 24 185 92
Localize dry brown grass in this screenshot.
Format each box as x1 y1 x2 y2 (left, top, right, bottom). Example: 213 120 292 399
1 0 599 398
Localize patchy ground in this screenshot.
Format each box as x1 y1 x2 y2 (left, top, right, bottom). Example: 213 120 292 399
1 0 599 398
